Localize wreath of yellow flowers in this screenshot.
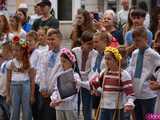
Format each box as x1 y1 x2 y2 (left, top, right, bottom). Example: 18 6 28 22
104 47 122 61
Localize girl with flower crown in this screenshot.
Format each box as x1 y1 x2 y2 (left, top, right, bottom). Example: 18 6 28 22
6 36 35 120
90 47 135 120
50 48 81 120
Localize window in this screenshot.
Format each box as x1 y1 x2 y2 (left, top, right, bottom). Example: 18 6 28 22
107 1 117 12
58 0 72 20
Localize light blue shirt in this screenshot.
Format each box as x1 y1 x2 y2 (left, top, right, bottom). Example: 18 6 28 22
125 29 153 46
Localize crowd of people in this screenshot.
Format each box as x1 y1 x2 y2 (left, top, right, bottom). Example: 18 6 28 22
0 0 160 120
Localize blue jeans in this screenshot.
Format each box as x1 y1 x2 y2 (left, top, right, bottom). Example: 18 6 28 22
134 97 156 120
10 80 32 120
99 108 124 120
81 88 92 120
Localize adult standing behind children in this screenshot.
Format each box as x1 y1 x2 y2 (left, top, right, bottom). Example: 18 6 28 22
71 9 95 48
117 0 129 27
32 0 59 31
102 10 124 45
16 9 32 32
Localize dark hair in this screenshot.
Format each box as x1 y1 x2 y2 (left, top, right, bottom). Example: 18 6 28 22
132 27 147 39
153 31 160 53
61 52 81 77
0 0 6 5
21 47 30 70
81 31 94 43
138 1 148 12
151 7 160 34
61 53 73 65
13 45 30 70
131 8 146 18
16 9 28 23
127 6 136 28
0 15 10 33
154 31 160 43
9 15 21 32
47 28 63 40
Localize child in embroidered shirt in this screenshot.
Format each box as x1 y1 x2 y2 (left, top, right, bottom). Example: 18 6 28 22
50 48 81 120
90 47 135 120
27 31 40 120
127 27 160 120
72 31 95 120
6 36 35 120
0 42 12 120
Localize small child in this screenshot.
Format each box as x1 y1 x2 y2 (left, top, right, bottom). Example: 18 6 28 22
37 28 63 120
36 27 49 53
0 42 12 120
27 31 39 55
127 27 160 120
72 31 96 120
50 48 81 120
90 47 135 120
6 35 35 120
26 31 40 120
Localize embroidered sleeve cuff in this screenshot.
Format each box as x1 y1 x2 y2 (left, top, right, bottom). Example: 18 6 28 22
50 91 60 101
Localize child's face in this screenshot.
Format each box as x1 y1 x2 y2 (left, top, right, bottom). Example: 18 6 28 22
26 35 36 50
134 35 147 48
16 11 25 23
37 29 47 44
47 34 61 50
81 40 93 52
12 46 23 59
105 52 117 69
76 14 85 26
132 16 144 27
93 35 106 52
60 56 72 70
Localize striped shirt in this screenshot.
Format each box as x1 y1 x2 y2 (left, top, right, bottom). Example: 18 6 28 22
93 70 135 109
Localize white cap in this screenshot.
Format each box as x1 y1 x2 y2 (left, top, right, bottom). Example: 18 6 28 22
18 3 28 9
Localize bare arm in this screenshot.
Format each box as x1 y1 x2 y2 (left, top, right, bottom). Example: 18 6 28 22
6 69 12 104
29 68 36 104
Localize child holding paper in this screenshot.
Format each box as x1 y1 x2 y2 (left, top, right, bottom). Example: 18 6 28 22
50 48 81 120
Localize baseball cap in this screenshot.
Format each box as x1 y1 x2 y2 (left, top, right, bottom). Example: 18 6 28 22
36 0 51 7
18 3 28 9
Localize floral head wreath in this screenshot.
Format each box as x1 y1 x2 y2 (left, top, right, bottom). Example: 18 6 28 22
104 47 122 61
60 48 76 63
12 35 28 49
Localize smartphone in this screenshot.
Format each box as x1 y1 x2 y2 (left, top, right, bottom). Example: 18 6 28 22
93 13 100 21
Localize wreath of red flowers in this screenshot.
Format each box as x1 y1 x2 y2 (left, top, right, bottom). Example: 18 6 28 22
13 35 20 44
12 35 28 49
